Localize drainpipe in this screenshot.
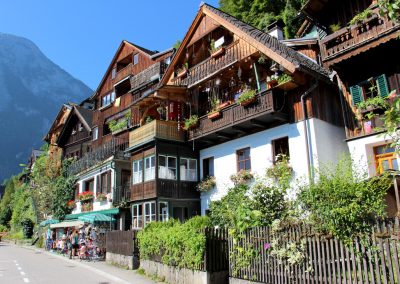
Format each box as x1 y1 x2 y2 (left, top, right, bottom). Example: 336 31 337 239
301 81 319 184
110 160 116 230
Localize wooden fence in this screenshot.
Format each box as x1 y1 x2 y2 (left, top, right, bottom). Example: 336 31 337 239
106 230 139 256
228 218 400 283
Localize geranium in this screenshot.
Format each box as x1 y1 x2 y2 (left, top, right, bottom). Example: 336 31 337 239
66 200 75 210
78 191 94 201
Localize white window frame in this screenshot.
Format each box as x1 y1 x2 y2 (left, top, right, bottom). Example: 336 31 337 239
132 160 143 184
180 158 197 181
158 155 177 180
159 201 169 222
92 127 98 141
102 91 116 107
133 53 139 65
132 203 143 229
144 155 155 182
144 201 156 226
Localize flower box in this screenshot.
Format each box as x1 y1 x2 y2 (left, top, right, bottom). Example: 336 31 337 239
208 111 221 120
78 191 94 202
239 96 257 107
211 47 225 58
197 176 216 192
219 101 231 109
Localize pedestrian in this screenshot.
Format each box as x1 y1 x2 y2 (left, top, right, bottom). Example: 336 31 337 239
69 229 79 259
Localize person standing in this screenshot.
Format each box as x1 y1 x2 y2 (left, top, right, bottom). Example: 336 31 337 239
69 230 79 259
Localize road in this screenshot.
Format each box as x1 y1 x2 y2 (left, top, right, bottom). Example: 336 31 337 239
0 242 155 284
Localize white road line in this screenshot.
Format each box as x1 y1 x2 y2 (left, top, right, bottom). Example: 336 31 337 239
23 278 29 283
20 271 26 276
17 267 22 270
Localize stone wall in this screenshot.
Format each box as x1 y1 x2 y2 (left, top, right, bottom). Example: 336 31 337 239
106 252 139 270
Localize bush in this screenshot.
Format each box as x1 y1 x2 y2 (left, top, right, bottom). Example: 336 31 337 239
137 216 210 269
0 224 8 232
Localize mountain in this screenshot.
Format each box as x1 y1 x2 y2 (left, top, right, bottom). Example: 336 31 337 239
0 33 93 182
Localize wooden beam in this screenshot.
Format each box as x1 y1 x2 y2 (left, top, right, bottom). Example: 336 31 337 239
232 126 247 134
250 119 265 128
216 131 232 139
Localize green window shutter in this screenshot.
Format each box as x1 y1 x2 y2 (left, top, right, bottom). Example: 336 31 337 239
350 85 363 106
376 74 389 98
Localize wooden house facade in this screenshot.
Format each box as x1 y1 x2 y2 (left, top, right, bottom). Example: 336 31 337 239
300 0 400 215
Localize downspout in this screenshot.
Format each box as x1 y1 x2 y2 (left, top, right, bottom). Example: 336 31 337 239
110 160 116 230
301 81 319 184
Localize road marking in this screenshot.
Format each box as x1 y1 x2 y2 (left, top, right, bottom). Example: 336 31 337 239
23 278 29 283
20 271 26 275
17 267 22 270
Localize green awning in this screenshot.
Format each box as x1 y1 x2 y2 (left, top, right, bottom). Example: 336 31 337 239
78 213 116 224
39 219 60 227
64 208 119 220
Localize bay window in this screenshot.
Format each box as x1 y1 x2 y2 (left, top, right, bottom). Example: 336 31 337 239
144 155 155 181
132 160 143 184
144 202 156 226
132 204 143 229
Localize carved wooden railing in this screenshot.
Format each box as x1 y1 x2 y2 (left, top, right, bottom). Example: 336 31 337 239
189 90 278 140
113 185 131 204
129 120 185 149
113 63 133 83
68 138 128 175
320 8 400 62
173 40 255 87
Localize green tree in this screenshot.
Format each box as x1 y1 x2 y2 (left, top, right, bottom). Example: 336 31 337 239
219 0 305 38
0 177 18 227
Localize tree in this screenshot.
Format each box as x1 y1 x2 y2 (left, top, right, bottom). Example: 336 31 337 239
219 0 305 38
378 0 400 22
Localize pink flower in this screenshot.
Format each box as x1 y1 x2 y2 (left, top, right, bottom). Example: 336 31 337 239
264 243 271 250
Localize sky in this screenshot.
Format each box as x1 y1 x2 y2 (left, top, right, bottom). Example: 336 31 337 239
0 0 219 90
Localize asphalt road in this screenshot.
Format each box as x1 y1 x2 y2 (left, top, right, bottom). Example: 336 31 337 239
0 242 154 284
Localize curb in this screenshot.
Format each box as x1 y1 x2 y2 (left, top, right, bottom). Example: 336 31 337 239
13 242 132 284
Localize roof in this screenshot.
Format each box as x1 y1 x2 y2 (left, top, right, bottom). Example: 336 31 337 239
43 103 73 142
203 4 330 78
74 105 93 131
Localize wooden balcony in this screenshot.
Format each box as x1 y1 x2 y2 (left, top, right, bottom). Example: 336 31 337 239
320 10 400 66
188 89 288 148
113 63 133 84
130 179 199 201
173 40 256 87
128 120 185 150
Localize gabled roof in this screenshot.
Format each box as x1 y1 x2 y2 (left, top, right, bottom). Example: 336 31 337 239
90 40 158 100
161 3 330 85
43 103 73 142
56 105 93 145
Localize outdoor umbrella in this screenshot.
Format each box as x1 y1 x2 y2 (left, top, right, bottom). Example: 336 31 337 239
77 213 115 224
39 219 59 227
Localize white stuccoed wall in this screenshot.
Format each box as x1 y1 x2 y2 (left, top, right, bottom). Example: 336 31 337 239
200 118 348 215
347 133 398 177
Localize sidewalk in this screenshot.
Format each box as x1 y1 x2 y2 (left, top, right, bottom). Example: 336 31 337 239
15 242 158 284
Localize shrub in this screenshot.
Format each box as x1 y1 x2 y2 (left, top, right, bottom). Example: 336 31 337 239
137 216 210 269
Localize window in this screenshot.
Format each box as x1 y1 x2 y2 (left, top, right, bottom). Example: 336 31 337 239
132 160 143 184
237 147 251 171
92 127 98 141
144 155 155 181
203 157 214 179
84 178 94 192
100 171 111 193
144 202 156 226
374 145 399 174
158 155 177 179
101 91 116 107
132 204 143 229
350 74 390 106
272 137 290 163
159 202 169 222
164 56 171 65
133 53 139 65
111 67 117 79
180 158 197 181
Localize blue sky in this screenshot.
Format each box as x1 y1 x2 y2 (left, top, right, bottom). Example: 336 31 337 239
0 0 219 90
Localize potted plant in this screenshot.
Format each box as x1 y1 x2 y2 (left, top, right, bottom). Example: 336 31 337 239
176 62 189 78
210 39 225 58
230 170 254 185
66 200 75 210
197 176 216 192
81 202 93 212
207 98 221 119
236 89 257 106
78 191 94 202
108 111 131 134
96 193 107 202
277 73 292 86
183 115 199 130
357 96 389 114
266 154 293 181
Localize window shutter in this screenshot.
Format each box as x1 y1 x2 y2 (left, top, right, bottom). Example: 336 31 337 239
96 175 101 194
350 85 363 106
376 74 389 98
107 171 112 193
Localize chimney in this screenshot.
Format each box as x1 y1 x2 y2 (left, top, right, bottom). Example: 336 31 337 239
267 19 285 40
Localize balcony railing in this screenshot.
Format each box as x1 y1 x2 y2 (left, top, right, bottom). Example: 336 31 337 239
130 61 168 92
113 185 131 205
113 63 133 84
320 9 400 64
189 89 286 141
173 40 255 87
68 138 128 175
128 120 185 150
